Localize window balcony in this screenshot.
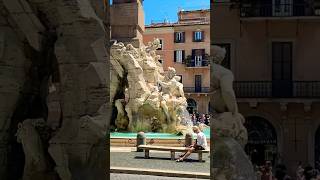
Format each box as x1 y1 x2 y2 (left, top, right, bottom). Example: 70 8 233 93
240 3 318 18
185 59 210 67
233 81 320 98
184 87 210 94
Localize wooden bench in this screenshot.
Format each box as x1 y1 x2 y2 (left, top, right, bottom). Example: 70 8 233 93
138 145 209 162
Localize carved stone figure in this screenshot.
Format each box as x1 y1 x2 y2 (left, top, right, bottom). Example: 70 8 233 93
211 46 238 115
0 0 109 179
16 119 48 180
210 45 255 180
114 99 129 130
110 39 192 133
210 45 247 144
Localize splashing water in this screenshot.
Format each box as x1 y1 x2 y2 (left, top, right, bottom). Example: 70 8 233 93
178 108 194 135
180 108 193 126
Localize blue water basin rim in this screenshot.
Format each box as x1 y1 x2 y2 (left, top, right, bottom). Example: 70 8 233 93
110 129 210 139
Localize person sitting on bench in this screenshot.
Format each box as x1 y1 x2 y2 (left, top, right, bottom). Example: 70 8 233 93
176 126 207 162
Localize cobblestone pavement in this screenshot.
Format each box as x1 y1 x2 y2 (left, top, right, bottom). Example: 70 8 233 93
110 151 210 173
110 173 207 180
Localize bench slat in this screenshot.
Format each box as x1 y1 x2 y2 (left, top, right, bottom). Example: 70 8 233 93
138 145 209 152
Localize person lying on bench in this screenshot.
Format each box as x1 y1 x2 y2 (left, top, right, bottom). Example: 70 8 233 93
176 126 207 162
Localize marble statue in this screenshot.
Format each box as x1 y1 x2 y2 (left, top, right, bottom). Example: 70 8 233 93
210 45 247 146
111 39 191 133
211 46 238 115
0 0 109 179
16 119 48 180
210 45 256 180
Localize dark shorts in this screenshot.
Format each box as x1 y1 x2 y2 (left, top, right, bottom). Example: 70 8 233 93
194 145 205 151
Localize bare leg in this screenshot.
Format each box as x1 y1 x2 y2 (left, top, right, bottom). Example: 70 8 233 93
179 145 193 157
177 147 194 161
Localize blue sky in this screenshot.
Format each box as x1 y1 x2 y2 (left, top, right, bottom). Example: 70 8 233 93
144 0 210 25
110 0 210 25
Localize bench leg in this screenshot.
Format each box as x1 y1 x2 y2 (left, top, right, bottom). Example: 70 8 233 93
145 150 150 159
170 151 175 160
198 152 203 162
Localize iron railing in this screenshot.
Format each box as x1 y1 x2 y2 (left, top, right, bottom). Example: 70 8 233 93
234 81 320 98
240 3 317 17
184 87 210 93
293 81 320 98
185 59 210 67
234 81 272 98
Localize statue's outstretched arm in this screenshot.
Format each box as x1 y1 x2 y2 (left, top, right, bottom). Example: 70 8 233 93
178 85 185 98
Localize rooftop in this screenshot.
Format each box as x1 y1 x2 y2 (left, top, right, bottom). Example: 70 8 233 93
146 9 210 28
146 21 209 28
178 9 210 14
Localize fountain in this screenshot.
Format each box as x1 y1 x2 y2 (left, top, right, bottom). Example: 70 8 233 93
110 39 193 134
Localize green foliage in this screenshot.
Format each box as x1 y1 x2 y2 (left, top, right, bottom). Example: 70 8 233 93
131 120 150 132
185 55 193 67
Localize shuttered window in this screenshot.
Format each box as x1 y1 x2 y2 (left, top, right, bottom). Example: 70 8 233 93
174 50 185 63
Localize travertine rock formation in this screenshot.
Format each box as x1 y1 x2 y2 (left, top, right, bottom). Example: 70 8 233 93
0 0 109 179
110 39 191 133
210 45 255 180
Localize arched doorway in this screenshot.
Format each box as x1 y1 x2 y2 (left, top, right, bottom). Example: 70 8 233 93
187 98 197 114
244 116 278 166
315 126 320 169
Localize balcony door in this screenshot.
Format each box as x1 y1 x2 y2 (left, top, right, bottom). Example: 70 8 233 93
272 42 293 97
272 0 293 16
195 55 202 67
192 49 205 67
195 75 202 93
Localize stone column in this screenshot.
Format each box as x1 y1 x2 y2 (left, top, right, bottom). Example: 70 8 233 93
111 0 145 47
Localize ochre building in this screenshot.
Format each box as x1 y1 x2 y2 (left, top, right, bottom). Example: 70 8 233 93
144 9 211 114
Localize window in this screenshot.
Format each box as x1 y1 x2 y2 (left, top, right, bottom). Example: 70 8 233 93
195 75 202 92
272 42 292 81
174 32 185 43
213 43 231 69
157 39 163 50
272 42 293 97
191 49 205 67
174 50 185 63
272 0 293 16
195 55 203 67
193 31 204 42
158 59 163 64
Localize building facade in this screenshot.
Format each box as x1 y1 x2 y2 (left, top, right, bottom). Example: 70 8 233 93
144 9 211 114
212 0 320 174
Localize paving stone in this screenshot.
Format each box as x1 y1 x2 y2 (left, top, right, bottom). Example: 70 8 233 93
110 151 210 174
110 173 206 180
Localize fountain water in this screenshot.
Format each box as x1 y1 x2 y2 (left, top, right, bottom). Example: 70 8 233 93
180 108 193 127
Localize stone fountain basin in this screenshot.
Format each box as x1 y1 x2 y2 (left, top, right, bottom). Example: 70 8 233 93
110 128 211 147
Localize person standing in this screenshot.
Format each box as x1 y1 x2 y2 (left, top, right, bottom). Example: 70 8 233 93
296 161 304 180
204 114 210 125
200 114 206 124
191 114 196 125
261 161 273 180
